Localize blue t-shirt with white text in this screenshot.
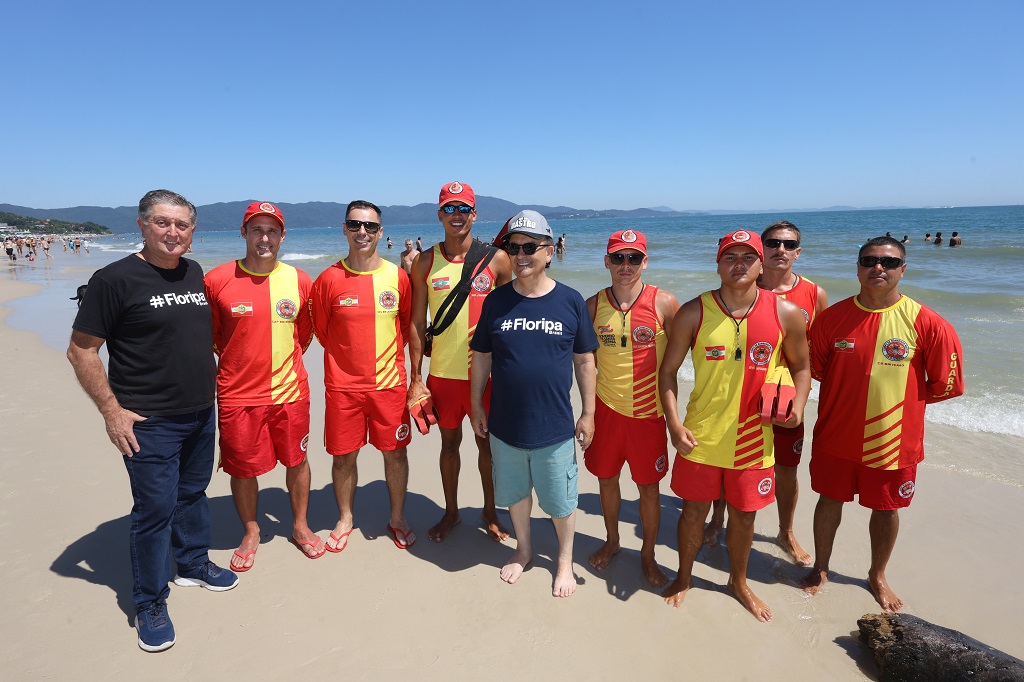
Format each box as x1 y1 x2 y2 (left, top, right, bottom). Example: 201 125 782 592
471 281 598 449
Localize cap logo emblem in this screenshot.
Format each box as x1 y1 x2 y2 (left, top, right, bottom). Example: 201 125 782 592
732 230 751 242
621 230 637 243
259 202 276 213
448 182 463 194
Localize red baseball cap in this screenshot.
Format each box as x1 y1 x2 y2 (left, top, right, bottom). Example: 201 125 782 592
439 181 475 208
607 229 647 255
242 201 285 228
716 229 763 261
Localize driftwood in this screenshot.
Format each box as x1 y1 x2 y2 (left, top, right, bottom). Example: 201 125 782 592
858 612 1024 681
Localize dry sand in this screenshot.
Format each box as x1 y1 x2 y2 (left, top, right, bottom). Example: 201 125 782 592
2 274 1023 680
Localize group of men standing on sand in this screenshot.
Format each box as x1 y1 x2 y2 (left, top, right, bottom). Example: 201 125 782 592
68 184 964 653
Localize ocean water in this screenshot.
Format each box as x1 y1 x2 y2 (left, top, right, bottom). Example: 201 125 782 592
6 205 1024 438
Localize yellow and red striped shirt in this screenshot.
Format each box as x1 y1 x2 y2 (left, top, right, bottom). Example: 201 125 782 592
205 261 313 407
683 291 784 469
424 244 497 380
810 295 964 469
311 260 411 392
593 285 666 418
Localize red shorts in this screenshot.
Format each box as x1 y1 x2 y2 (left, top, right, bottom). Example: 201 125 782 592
810 454 917 511
585 398 668 484
669 456 776 512
426 375 490 430
218 400 310 478
773 422 805 467
325 386 411 454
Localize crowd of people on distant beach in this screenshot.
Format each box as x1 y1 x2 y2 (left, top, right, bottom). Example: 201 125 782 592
67 186 965 653
3 234 92 262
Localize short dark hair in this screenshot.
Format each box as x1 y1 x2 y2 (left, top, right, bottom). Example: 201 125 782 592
858 236 906 260
139 189 196 226
762 220 801 241
346 200 382 222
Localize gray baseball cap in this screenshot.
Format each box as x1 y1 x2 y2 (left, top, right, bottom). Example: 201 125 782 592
504 210 553 241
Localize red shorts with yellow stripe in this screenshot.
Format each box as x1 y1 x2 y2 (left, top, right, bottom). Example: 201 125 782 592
218 400 310 478
325 386 411 454
585 398 668 484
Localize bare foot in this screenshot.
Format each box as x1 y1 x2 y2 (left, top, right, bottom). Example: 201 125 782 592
641 555 669 589
326 524 354 552
553 563 577 598
728 579 772 622
231 531 260 571
801 567 829 595
662 577 693 608
868 571 904 612
500 550 532 584
703 519 723 546
776 529 813 566
588 540 620 570
481 511 510 542
427 512 462 543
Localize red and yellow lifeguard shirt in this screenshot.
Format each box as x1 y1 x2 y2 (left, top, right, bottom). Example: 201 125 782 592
683 290 784 470
424 244 497 380
593 285 666 418
205 261 313 407
310 259 411 392
809 295 964 469
775 275 821 332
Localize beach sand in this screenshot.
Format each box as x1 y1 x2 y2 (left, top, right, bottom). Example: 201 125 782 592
2 273 1023 680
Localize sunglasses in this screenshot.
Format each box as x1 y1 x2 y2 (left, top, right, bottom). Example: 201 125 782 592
607 253 644 266
441 205 474 214
764 238 800 250
858 255 904 269
505 241 550 255
344 220 381 234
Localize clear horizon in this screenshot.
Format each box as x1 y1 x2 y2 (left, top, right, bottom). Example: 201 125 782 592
3 1 1022 210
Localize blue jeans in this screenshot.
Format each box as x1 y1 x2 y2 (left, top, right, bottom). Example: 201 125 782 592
123 407 215 611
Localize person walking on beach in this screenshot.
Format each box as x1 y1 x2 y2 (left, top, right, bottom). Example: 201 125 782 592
399 238 418 274
67 189 236 653
470 210 598 597
406 182 513 542
584 229 679 587
310 200 416 551
4 237 15 261
42 237 53 259
949 231 962 247
801 235 964 612
204 202 323 572
658 230 811 622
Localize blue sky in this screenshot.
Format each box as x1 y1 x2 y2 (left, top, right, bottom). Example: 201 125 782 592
3 1 1021 211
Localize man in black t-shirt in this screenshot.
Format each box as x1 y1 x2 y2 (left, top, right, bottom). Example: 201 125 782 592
67 190 237 653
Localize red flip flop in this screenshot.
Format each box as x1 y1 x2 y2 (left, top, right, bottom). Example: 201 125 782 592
387 524 416 549
292 535 326 559
325 528 353 554
410 396 439 435
230 547 257 573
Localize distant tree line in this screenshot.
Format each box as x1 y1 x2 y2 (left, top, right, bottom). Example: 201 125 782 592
0 211 111 235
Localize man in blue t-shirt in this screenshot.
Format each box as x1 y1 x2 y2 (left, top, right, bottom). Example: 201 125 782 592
470 210 598 598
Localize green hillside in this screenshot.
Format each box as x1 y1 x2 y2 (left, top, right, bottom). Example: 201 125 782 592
0 210 111 235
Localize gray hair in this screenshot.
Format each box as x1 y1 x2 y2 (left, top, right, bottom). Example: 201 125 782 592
138 189 197 226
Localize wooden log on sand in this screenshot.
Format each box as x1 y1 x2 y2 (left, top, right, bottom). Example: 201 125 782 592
858 613 1024 681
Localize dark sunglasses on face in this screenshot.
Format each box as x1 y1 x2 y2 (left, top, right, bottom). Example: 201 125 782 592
505 241 550 255
764 238 800 250
858 255 904 269
441 205 474 214
344 220 381 234
607 253 644 266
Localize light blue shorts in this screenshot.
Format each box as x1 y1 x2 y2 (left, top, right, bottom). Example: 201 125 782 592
490 435 578 519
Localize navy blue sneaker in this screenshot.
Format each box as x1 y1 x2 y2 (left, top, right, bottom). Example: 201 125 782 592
135 602 175 652
173 561 239 592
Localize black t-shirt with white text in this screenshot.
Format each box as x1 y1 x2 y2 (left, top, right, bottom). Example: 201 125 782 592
74 254 216 416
